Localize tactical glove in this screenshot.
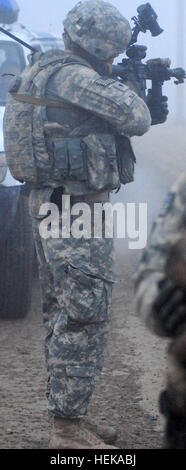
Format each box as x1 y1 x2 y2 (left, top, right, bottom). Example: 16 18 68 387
152 279 186 337
146 91 169 125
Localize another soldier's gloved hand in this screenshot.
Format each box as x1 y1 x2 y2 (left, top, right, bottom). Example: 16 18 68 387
152 279 186 337
146 91 169 125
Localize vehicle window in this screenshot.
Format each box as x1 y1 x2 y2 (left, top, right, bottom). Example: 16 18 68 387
0 41 26 105
33 39 64 52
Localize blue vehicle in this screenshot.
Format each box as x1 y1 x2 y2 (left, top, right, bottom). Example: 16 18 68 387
0 1 63 318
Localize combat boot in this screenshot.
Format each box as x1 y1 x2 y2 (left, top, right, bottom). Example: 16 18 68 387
82 416 117 444
49 417 119 449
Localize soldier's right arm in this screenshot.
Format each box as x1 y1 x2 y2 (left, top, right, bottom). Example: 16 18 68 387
47 64 151 137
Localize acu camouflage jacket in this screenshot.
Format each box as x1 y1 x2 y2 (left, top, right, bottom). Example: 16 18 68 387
4 49 151 194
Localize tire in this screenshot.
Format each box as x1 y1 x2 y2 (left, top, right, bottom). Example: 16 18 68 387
0 189 34 319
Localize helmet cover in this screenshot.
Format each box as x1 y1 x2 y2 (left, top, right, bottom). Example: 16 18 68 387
63 0 132 61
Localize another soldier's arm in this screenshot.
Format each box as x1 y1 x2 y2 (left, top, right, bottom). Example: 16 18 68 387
135 174 186 337
48 65 151 137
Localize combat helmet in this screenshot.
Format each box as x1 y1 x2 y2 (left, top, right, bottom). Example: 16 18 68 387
63 0 132 61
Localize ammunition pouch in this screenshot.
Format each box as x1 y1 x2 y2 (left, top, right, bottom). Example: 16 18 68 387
116 135 136 184
50 134 136 191
83 134 120 191
52 138 87 182
50 134 120 193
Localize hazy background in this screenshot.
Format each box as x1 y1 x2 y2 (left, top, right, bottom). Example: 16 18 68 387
17 0 186 119
17 0 185 64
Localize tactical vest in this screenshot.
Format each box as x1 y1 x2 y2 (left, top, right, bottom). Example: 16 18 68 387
4 49 135 193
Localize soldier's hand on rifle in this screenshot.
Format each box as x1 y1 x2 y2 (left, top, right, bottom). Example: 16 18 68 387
146 91 169 125
152 279 186 336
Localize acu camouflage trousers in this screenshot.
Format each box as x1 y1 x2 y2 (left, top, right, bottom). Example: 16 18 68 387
31 195 117 418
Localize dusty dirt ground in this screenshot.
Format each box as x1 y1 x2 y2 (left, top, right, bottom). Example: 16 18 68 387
0 124 185 449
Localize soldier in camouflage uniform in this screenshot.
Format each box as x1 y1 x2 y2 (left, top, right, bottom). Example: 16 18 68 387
135 174 186 448
135 174 186 337
33 1 152 448
4 0 163 448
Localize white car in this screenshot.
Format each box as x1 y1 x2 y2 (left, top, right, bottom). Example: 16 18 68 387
0 22 63 319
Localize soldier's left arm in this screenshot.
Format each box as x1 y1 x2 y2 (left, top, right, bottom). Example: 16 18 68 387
47 64 151 137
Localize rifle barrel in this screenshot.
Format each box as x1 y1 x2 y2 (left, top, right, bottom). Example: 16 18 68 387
0 27 37 52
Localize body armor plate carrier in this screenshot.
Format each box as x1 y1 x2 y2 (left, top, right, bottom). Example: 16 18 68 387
3 49 135 192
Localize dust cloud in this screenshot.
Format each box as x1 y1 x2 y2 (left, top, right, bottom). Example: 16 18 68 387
112 122 186 273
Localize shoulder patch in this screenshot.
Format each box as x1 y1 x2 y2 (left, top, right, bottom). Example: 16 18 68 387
159 192 175 217
113 82 136 105
93 78 136 107
94 78 116 87
112 81 132 92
